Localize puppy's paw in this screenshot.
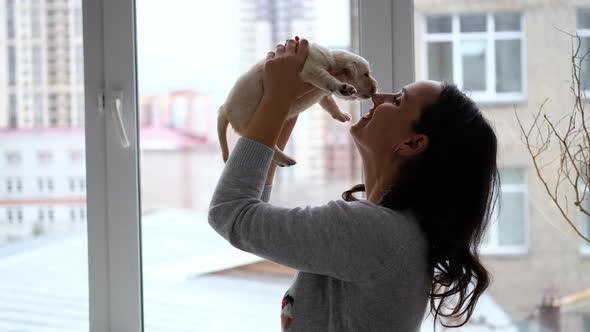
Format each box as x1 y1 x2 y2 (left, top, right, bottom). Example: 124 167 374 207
277 159 297 167
338 83 357 97
333 112 352 122
273 156 297 167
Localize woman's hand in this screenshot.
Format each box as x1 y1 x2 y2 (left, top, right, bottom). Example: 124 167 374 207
263 37 316 106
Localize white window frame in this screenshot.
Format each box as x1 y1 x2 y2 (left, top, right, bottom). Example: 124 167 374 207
84 0 410 330
480 168 529 256
421 13 527 104
84 0 143 330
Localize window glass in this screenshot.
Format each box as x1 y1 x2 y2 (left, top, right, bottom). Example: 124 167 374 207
136 0 360 330
461 40 487 91
0 0 89 330
577 7 590 29
495 12 520 31
460 14 486 32
427 15 452 33
427 42 453 82
496 40 522 92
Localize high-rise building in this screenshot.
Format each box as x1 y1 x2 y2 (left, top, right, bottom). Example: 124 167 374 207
0 0 84 129
237 0 362 189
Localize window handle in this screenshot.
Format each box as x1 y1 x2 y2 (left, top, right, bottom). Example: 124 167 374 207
111 90 130 148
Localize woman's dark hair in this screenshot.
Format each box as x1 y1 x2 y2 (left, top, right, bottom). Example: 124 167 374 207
343 82 500 328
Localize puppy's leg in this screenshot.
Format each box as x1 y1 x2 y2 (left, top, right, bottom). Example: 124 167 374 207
300 67 356 97
273 145 296 167
217 106 231 162
319 95 351 122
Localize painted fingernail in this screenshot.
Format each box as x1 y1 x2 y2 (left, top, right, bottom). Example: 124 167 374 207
295 36 299 41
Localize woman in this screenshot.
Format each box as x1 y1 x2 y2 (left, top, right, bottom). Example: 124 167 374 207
208 37 500 331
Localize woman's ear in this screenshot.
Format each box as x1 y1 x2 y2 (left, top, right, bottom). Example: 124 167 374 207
400 135 429 157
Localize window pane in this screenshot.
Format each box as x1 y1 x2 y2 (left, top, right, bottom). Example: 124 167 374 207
501 167 525 185
0 0 88 331
8 46 17 86
427 42 453 82
580 37 590 91
496 39 522 92
498 192 526 246
461 40 486 90
427 15 452 33
578 7 590 29
495 12 520 31
136 1 360 330
460 14 486 32
6 0 15 38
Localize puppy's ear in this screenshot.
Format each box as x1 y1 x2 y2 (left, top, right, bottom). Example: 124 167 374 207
342 62 358 78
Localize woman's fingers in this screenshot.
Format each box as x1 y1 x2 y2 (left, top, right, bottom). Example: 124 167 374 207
297 38 309 61
285 38 297 54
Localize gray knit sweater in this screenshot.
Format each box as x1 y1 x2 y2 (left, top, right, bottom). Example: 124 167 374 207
208 137 432 332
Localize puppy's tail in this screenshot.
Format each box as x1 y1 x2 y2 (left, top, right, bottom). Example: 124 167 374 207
217 106 230 163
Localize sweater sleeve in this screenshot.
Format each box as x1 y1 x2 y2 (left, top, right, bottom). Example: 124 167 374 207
261 185 272 203
208 137 396 282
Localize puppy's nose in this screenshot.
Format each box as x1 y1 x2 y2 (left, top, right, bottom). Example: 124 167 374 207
369 86 377 95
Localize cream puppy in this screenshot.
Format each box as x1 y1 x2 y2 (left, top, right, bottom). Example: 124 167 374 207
217 42 377 166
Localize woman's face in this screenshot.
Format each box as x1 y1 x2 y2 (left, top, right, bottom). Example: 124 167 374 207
350 80 442 157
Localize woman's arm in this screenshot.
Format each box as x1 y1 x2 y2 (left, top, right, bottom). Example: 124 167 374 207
209 137 408 282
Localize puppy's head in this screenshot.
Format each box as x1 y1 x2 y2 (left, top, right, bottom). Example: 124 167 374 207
332 51 377 100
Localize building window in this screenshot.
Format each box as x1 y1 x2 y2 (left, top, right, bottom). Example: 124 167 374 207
17 209 23 223
8 47 17 86
79 208 86 221
31 7 41 38
70 208 76 222
582 220 590 254
32 46 42 85
47 178 54 192
7 209 13 224
15 178 22 193
48 208 54 223
69 177 75 192
6 0 15 38
579 186 590 254
78 178 85 192
9 94 17 128
76 45 84 84
6 178 13 194
70 150 84 164
37 151 53 165
33 93 44 127
481 167 528 255
423 12 524 103
5 151 22 166
576 8 590 92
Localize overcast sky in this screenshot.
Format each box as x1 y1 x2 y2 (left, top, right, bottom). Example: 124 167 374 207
136 0 350 102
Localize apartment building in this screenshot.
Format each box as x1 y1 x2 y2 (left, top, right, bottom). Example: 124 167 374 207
414 0 590 330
